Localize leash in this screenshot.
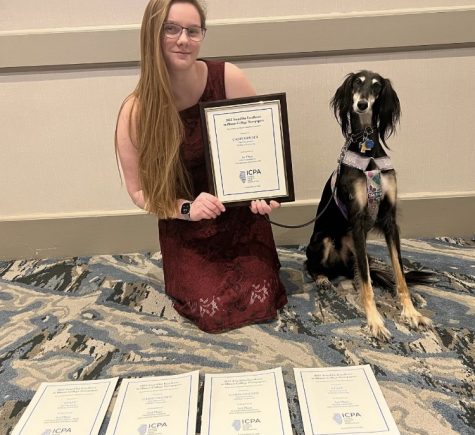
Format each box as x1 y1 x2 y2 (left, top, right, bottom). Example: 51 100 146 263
266 191 336 228
266 215 316 229
266 127 381 229
266 136 354 229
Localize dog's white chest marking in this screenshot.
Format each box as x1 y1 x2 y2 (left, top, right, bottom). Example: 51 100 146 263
354 172 389 213
339 150 396 211
354 178 368 209
334 168 396 225
381 172 397 204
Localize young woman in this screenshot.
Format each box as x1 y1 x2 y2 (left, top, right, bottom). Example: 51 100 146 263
115 0 287 332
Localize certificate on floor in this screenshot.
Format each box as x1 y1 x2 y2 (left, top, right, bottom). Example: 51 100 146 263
105 371 199 435
12 378 118 435
201 367 293 435
294 365 400 435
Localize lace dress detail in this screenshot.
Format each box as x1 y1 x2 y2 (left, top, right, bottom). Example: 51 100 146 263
158 60 287 332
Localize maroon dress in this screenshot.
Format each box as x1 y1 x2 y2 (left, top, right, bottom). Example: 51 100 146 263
158 60 287 332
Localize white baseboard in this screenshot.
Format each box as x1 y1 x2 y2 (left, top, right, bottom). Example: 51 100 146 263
1 195 474 260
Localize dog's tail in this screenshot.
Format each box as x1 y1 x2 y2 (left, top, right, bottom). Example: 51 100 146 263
369 258 435 291
369 264 395 290
404 270 436 285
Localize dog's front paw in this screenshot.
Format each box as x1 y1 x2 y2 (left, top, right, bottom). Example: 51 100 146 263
369 323 392 341
401 307 432 330
314 275 333 290
367 313 392 341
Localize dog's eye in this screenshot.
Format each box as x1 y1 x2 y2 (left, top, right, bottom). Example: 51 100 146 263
354 78 363 85
372 82 381 91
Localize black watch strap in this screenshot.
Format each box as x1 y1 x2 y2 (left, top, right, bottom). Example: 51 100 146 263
180 201 192 220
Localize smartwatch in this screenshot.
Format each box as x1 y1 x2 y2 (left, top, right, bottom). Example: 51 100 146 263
180 201 192 220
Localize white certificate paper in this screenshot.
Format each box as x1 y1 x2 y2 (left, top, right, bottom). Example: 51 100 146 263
105 371 199 435
12 377 118 435
201 367 293 435
294 365 400 435
203 98 291 203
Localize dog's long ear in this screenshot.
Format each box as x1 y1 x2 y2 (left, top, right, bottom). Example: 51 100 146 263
376 78 401 146
330 73 355 137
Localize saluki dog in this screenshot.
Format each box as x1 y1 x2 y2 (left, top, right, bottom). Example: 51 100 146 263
306 70 432 340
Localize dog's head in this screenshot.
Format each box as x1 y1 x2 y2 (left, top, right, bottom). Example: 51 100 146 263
330 70 401 146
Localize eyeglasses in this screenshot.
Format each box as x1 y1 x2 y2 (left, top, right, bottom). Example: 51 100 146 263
163 22 206 42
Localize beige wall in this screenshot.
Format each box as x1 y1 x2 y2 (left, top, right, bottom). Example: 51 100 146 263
2 1 475 29
1 2 474 258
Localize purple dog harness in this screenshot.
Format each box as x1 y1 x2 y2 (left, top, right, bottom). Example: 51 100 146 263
331 150 394 224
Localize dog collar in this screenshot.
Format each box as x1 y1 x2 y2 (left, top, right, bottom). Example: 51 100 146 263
349 126 376 141
349 126 378 154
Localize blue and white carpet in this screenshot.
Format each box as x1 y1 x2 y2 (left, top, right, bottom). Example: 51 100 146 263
0 237 474 434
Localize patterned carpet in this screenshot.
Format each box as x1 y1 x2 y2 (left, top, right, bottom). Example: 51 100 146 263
0 237 474 434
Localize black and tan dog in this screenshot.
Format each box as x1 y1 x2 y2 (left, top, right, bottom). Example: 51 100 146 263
306 70 432 339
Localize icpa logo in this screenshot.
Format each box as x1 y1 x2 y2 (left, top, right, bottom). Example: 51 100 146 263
241 168 261 183
246 169 261 176
342 412 362 418
137 422 168 434
333 413 343 425
333 411 362 425
232 419 241 431
149 423 168 429
43 429 72 434
232 418 262 431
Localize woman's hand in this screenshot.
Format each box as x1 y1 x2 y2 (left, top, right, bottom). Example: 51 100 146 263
190 192 226 221
249 199 280 215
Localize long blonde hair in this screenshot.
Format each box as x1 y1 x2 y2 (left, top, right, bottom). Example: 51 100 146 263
118 0 206 219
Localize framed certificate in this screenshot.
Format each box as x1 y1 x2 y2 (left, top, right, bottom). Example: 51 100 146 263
199 93 295 206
